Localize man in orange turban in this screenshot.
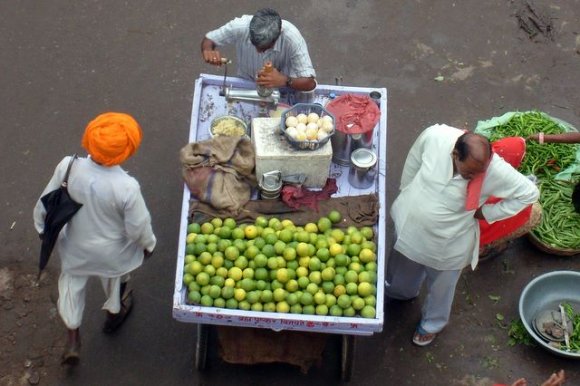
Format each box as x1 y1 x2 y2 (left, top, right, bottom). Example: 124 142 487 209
81 112 143 166
34 112 156 365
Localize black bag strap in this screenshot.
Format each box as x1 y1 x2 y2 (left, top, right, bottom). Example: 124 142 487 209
62 154 78 188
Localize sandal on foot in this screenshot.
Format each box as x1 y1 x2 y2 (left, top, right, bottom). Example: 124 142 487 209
412 325 437 347
61 341 81 366
103 289 134 334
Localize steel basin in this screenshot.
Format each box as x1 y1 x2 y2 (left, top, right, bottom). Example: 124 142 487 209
519 270 580 358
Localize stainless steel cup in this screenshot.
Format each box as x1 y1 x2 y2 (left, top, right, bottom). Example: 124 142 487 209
259 171 282 200
348 148 378 189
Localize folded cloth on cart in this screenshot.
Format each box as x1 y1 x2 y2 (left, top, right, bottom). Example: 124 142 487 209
189 193 379 227
281 178 338 211
180 136 257 215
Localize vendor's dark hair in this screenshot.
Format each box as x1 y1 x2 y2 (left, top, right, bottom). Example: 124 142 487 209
250 8 282 48
454 132 492 161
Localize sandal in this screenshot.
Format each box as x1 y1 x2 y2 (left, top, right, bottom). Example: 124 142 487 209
412 325 437 347
103 287 134 334
61 340 81 366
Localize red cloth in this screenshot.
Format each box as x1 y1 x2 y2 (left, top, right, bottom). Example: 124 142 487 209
325 94 380 135
466 137 526 210
281 179 338 211
476 137 532 246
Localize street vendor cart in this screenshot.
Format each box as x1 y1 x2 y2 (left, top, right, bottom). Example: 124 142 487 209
173 74 388 381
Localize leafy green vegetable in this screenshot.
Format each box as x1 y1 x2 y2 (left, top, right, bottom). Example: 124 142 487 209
560 303 580 352
507 319 536 347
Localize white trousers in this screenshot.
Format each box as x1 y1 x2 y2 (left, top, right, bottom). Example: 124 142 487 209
385 250 462 334
57 272 128 329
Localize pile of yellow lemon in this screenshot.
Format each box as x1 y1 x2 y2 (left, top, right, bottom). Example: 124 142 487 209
182 211 377 319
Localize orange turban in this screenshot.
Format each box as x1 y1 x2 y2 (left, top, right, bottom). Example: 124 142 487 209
82 112 142 166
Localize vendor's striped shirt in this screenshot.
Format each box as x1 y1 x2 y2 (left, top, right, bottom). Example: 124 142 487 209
206 15 316 81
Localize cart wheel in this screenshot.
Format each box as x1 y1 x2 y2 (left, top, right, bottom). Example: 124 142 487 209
340 335 356 382
194 324 209 371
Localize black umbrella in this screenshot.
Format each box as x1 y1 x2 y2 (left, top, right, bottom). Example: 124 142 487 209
38 155 83 279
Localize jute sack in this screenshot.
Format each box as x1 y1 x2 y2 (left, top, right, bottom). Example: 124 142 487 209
180 136 257 215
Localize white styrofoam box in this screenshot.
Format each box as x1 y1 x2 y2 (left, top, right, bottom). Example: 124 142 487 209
252 117 332 188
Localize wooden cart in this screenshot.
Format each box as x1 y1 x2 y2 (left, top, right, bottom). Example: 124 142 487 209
173 74 388 381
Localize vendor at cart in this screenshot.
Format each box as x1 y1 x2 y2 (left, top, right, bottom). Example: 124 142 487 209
200 8 317 92
386 125 540 347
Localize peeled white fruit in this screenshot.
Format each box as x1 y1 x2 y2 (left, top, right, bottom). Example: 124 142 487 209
285 116 298 128
306 122 319 132
321 115 333 124
295 132 307 141
322 121 334 132
286 126 298 138
305 127 318 140
296 113 308 124
295 123 307 133
307 112 320 124
317 131 329 141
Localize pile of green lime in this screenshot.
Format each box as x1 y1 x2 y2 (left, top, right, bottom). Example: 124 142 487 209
182 210 377 319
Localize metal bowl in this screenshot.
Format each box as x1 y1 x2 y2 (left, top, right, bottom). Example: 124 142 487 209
519 270 580 358
210 115 249 138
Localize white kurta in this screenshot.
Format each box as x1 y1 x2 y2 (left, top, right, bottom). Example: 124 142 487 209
206 15 316 81
33 156 157 278
390 124 539 271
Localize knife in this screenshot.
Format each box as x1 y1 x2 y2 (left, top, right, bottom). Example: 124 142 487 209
559 304 570 351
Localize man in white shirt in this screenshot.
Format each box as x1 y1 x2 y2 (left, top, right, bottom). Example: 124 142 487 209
386 124 539 346
201 8 316 92
34 112 157 365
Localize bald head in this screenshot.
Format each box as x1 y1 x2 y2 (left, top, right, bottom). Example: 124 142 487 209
454 133 491 163
453 132 492 180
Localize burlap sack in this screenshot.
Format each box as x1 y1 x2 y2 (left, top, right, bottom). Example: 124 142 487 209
217 326 328 373
180 136 257 214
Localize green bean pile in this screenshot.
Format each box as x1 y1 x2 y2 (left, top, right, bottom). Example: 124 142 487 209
531 179 580 250
488 111 577 177
486 111 580 250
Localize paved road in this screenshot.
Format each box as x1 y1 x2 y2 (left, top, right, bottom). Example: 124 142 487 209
1 1 580 385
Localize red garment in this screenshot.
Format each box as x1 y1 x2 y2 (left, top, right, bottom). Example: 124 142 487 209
466 137 526 210
325 94 380 135
281 179 338 211
476 137 532 246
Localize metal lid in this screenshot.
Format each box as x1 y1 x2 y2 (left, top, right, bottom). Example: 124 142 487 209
350 148 377 168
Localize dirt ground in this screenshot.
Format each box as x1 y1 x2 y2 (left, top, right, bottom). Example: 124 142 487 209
1 0 580 385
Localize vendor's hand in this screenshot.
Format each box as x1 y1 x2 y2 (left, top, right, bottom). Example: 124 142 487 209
256 67 287 88
144 249 154 259
510 378 527 386
202 49 223 66
474 207 485 220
